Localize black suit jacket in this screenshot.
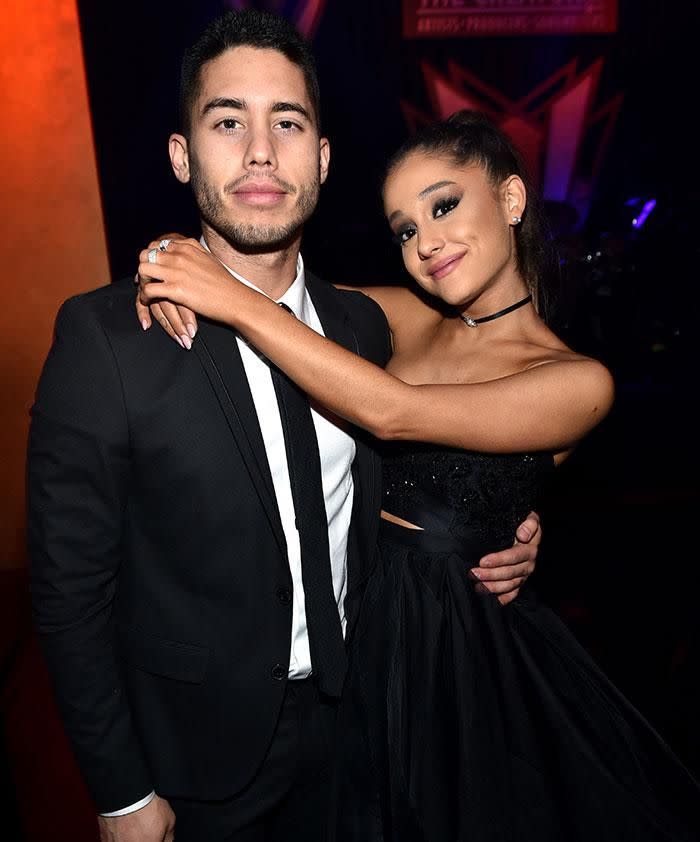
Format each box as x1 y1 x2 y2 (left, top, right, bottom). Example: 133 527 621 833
28 273 391 813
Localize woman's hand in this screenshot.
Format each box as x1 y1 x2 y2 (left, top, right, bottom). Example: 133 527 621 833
136 293 198 350
134 233 228 350
135 234 198 348
137 236 236 318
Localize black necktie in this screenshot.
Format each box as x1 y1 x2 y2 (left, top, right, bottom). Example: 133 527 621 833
269 304 347 697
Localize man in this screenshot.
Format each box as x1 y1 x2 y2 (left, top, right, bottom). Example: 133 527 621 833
28 10 540 842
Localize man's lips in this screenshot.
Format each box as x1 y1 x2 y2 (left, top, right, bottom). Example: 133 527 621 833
232 183 288 206
426 251 466 280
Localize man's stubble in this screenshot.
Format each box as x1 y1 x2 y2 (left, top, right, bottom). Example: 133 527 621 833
189 151 321 254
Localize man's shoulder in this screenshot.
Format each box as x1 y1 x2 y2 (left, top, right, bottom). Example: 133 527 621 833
319 279 388 329
60 277 135 313
315 278 391 366
55 277 140 336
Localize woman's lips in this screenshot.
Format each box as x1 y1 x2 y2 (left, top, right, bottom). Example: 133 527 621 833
427 251 466 280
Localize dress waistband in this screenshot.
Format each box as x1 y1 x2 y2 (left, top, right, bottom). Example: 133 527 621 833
379 517 489 562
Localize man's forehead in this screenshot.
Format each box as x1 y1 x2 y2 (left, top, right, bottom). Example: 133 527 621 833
197 46 310 106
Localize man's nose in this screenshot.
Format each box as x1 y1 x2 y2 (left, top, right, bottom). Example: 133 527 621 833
245 126 277 168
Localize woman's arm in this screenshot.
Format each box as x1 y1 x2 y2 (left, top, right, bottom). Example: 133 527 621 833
138 239 614 453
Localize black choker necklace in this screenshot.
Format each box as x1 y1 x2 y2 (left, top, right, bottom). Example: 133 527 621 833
459 294 532 328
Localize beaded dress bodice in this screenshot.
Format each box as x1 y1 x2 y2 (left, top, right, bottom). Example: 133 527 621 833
381 442 554 553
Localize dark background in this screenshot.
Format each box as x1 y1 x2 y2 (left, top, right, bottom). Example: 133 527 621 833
73 0 700 769
77 0 696 285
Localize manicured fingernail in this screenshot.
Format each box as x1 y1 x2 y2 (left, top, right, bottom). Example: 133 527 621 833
180 334 192 350
186 324 197 339
141 320 150 331
518 527 531 540
175 336 184 349
469 568 482 580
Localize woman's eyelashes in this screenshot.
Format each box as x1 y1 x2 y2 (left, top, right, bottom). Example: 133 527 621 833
393 225 417 246
391 195 461 246
433 195 460 218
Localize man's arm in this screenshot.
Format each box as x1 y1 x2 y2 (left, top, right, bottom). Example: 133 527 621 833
28 295 154 815
473 512 541 605
98 795 175 842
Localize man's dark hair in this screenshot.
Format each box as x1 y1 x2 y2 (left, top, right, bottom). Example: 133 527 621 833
179 9 321 136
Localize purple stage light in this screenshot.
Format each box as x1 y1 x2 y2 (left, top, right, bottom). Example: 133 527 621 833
632 199 656 229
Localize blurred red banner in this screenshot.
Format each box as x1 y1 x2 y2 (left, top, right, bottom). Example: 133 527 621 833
403 0 618 38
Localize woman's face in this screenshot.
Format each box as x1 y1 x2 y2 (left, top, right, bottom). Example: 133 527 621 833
383 151 524 311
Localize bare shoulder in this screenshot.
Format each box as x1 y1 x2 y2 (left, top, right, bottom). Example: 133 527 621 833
521 338 615 415
332 283 443 336
522 348 614 465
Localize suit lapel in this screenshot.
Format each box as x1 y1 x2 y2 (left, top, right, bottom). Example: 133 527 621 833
192 274 380 589
193 318 287 556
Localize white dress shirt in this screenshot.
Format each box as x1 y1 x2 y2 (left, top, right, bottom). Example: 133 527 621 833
102 251 355 817
232 255 356 676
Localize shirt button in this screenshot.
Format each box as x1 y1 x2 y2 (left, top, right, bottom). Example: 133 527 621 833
271 664 286 681
276 587 292 605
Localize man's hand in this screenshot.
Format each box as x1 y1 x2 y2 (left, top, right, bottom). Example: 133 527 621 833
472 511 541 606
98 795 175 842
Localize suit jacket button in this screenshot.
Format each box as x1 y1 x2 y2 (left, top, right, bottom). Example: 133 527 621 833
276 587 291 605
271 664 286 681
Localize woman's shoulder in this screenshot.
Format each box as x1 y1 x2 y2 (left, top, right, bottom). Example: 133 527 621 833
520 323 611 372
515 331 615 413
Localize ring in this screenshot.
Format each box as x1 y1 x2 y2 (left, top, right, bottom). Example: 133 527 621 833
158 239 172 252
147 248 158 264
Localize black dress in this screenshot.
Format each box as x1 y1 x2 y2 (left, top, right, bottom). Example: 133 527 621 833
334 443 700 842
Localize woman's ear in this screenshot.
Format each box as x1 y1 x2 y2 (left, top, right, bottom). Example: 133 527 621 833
503 175 527 226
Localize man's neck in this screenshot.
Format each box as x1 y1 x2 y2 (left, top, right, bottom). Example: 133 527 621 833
202 224 302 299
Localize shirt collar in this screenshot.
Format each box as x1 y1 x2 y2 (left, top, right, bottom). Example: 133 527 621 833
200 236 307 318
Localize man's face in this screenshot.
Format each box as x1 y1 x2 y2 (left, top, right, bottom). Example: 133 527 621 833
170 46 329 251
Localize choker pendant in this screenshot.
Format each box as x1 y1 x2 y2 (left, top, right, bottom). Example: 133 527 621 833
459 294 532 328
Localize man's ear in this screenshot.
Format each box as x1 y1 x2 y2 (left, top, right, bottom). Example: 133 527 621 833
169 133 191 184
503 174 527 225
319 136 330 185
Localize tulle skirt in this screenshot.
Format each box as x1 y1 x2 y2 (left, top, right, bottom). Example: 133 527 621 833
333 519 700 842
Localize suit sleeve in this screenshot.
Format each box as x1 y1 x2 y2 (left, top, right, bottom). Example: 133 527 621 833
27 294 154 813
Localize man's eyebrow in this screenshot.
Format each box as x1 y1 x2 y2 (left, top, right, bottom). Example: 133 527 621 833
271 101 312 121
201 97 246 117
199 98 312 123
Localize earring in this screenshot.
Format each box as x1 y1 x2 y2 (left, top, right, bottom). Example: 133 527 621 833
511 215 522 225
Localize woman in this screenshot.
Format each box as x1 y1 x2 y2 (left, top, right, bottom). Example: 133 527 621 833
136 111 699 840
